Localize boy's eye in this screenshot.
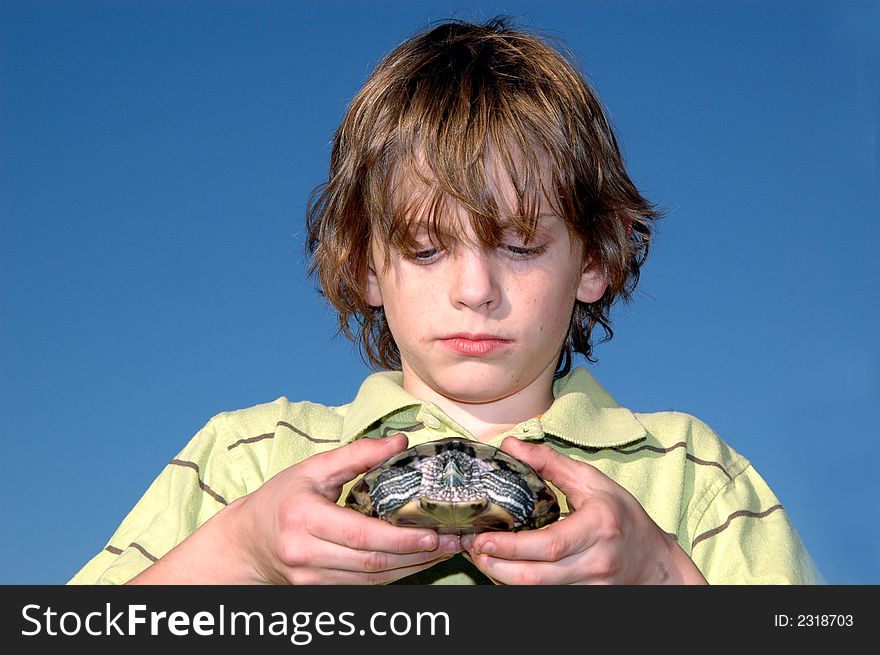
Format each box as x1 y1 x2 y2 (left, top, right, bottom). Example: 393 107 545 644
410 247 440 262
505 244 546 258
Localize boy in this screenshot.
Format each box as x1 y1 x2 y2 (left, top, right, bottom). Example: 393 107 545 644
70 18 820 585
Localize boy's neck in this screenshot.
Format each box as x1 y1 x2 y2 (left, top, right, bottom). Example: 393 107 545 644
400 365 557 443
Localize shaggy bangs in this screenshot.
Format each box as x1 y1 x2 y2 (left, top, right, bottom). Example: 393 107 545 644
378 142 556 266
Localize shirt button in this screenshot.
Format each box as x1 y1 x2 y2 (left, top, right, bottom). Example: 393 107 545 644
423 415 442 429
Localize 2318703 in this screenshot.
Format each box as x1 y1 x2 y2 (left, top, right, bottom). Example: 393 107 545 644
774 614 854 627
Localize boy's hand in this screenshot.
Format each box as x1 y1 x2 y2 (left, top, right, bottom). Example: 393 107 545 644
460 438 707 585
130 433 460 584
233 432 461 584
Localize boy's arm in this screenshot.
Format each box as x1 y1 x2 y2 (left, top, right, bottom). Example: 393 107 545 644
687 465 822 584
68 416 246 585
72 432 459 585
126 434 460 584
462 438 708 585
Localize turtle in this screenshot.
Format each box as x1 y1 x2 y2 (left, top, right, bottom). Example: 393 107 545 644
345 437 560 534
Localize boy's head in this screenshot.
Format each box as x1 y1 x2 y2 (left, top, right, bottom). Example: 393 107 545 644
307 18 658 377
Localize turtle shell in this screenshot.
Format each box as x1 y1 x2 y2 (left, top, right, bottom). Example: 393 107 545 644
345 437 560 534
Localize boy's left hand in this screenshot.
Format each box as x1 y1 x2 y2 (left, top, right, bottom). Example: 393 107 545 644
461 438 708 585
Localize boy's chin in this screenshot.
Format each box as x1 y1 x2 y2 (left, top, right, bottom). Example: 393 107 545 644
439 386 508 405
427 367 528 405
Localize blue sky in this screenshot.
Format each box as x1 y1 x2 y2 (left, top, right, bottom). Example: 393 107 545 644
1 0 877 584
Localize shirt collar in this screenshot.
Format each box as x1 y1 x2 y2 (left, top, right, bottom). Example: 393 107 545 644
341 367 646 448
341 371 420 443
540 367 646 447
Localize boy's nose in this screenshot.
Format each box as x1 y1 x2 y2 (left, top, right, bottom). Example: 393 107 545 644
449 248 501 311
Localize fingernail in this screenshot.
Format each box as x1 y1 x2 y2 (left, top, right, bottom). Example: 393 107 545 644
460 535 474 551
440 535 461 553
419 534 438 551
477 540 495 555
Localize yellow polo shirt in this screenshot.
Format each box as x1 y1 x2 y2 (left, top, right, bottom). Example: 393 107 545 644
68 368 822 585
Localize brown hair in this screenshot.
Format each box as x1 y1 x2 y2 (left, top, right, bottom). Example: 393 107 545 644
306 17 660 376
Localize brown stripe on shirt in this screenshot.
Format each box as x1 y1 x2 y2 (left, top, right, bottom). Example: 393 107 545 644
129 542 159 562
381 423 425 437
610 441 732 479
228 422 341 451
228 432 274 450
276 421 341 444
104 542 158 562
169 459 228 505
612 441 686 456
691 504 784 549
685 454 733 480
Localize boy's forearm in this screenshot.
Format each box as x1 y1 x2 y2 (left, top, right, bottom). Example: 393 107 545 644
664 538 709 585
126 498 259 585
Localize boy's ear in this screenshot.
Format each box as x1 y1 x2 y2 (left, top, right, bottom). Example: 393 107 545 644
365 261 384 307
576 261 609 303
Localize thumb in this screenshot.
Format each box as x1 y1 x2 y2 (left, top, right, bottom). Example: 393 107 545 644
500 437 601 507
304 433 409 495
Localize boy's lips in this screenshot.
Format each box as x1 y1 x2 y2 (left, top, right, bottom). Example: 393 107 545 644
437 334 513 356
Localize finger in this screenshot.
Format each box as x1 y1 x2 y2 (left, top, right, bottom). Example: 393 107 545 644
304 533 462 574
287 554 457 585
468 553 588 585
311 503 446 554
500 437 605 504
464 512 597 562
302 434 409 494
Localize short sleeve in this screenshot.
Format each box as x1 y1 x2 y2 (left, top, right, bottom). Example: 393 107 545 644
67 414 248 584
689 464 823 584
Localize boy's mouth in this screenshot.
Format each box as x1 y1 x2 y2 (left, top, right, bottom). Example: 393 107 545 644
438 334 513 356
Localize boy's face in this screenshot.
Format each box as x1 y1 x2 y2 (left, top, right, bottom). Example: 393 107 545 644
365 160 608 409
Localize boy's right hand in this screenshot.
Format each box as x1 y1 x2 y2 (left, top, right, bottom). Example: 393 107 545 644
129 433 460 584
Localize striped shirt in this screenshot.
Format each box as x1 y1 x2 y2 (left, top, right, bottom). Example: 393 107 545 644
68 367 822 584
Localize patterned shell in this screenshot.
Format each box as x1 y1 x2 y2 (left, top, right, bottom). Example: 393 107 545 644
345 437 560 535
